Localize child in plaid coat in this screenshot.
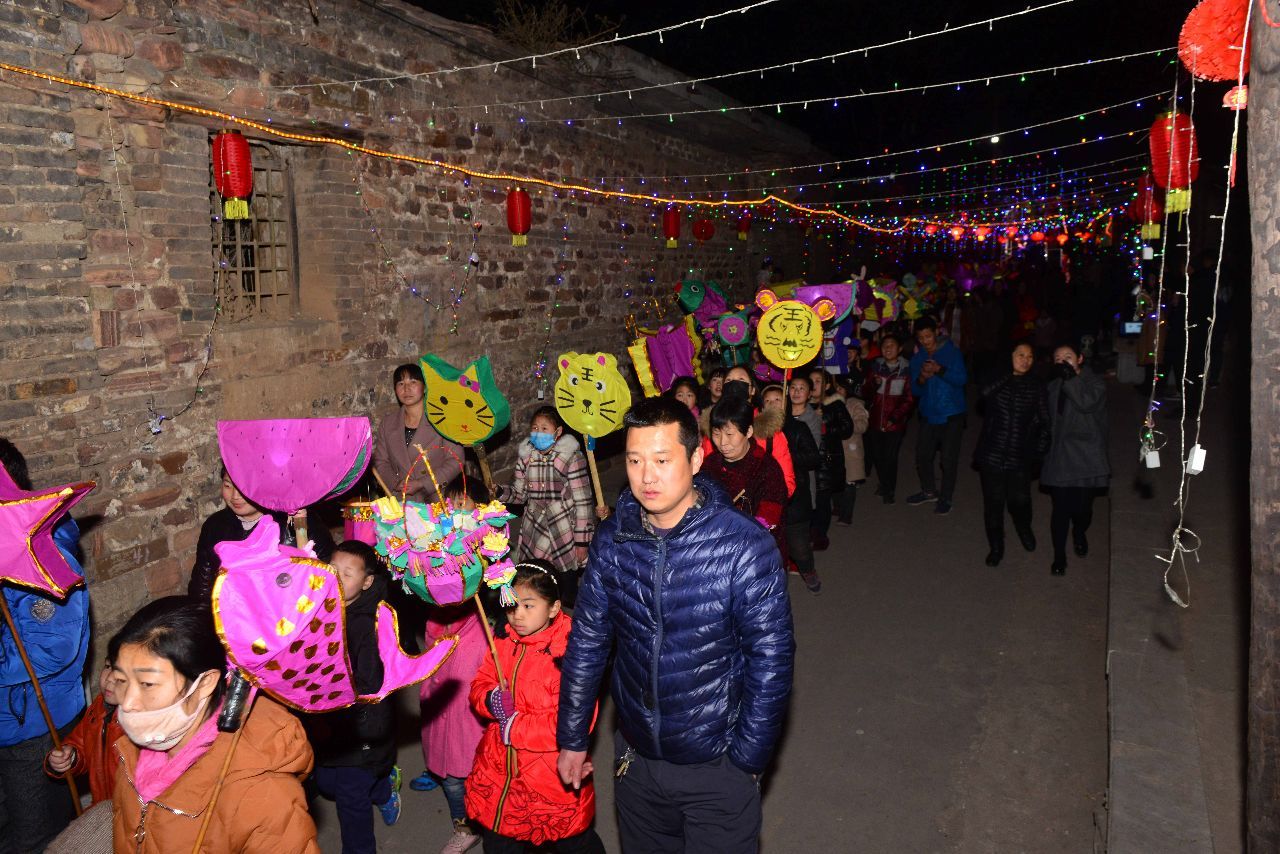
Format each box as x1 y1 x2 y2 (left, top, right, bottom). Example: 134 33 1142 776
499 407 598 606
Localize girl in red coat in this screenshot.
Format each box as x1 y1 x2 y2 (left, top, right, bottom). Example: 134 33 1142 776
465 563 603 853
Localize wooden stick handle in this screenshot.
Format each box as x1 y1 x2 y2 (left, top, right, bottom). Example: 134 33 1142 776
192 718 248 853
473 443 495 494
0 593 82 815
473 593 506 688
585 448 606 509
371 468 396 501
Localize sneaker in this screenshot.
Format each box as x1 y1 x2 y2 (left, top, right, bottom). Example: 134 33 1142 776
800 570 822 594
882 493 895 505
410 770 439 792
906 491 938 506
378 766 402 826
836 516 853 527
934 500 952 515
440 819 480 854
1051 559 1067 576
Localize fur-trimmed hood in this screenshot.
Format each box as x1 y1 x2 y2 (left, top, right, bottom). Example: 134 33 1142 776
698 404 783 441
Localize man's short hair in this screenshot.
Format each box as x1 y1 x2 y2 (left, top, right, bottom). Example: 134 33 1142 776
623 397 701 459
914 316 938 333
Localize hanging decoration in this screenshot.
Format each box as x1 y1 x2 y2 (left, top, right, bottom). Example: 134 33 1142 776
1149 111 1199 213
1030 230 1046 242
1127 173 1165 240
1178 0 1251 81
737 214 752 240
691 218 715 243
506 188 531 246
755 289 836 369
662 207 681 248
1223 84 1247 109
212 130 253 220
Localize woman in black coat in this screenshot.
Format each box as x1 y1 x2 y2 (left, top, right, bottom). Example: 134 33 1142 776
808 369 855 551
973 342 1050 566
1041 343 1109 575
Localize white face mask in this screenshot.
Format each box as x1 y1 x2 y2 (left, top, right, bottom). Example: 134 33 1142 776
117 671 216 751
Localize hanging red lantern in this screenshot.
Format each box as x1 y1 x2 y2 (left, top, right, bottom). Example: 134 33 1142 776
212 130 253 220
1179 0 1251 82
923 224 939 236
1127 174 1165 240
1030 230 1046 243
1149 111 1199 213
1223 84 1248 110
662 207 681 248
1056 232 1070 247
950 226 965 241
736 213 752 240
1005 225 1019 238
974 226 991 242
692 218 715 243
997 235 1008 245
506 188 532 246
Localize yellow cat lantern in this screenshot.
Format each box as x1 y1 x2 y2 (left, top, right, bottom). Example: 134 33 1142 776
418 354 511 444
755 289 836 369
554 352 632 438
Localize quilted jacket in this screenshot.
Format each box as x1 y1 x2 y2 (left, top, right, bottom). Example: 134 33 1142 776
909 339 968 424
973 373 1051 472
557 476 795 775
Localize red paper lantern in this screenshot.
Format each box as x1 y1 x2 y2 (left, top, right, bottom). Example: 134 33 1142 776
212 130 253 220
923 224 939 236
1179 0 1251 82
692 218 715 243
1223 84 1248 110
974 226 991 242
1149 112 1199 212
1056 233 1070 247
1127 174 1165 240
950 226 965 241
1030 230 1046 243
662 207 681 248
1005 225 1019 238
736 214 752 240
506 188 531 246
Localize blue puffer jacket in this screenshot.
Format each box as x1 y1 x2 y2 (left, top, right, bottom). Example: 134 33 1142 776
910 338 968 423
0 517 89 747
557 476 794 775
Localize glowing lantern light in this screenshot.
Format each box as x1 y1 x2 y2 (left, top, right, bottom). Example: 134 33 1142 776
1149 111 1199 213
1005 225 1020 238
1030 231 1046 243
950 226 965 241
923 224 939 236
663 207 681 248
974 226 991 242
1056 233 1070 247
692 218 715 243
506 188 531 246
212 130 253 220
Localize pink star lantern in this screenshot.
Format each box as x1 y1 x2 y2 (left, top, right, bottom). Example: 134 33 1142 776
0 467 94 599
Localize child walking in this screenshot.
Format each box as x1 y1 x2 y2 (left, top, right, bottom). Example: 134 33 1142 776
307 541 401 854
465 562 604 854
499 407 597 607
44 660 123 804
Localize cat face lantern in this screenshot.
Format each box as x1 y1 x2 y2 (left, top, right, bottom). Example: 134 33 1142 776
555 352 632 438
755 289 836 369
419 355 511 445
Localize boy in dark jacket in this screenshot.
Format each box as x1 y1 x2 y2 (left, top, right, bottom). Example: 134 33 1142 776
307 541 401 854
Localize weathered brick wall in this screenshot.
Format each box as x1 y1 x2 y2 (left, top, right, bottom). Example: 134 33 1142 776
0 0 812 651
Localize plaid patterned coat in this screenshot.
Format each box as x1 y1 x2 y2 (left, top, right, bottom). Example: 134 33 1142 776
504 434 595 573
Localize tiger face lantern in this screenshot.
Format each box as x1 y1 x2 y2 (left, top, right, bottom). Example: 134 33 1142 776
554 352 632 438
755 289 836 369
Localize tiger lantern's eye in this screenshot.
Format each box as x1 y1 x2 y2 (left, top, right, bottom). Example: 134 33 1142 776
464 399 474 408
594 380 606 393
569 375 579 386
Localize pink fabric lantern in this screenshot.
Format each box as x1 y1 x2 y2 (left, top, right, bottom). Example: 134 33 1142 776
218 418 372 514
0 466 93 598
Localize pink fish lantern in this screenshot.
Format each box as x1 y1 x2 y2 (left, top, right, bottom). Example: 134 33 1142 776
217 418 373 514
213 518 456 712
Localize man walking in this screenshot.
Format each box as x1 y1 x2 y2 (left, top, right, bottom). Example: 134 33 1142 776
557 397 794 854
907 316 968 514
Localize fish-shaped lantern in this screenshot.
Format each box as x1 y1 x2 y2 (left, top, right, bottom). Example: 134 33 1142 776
212 518 457 712
218 418 373 515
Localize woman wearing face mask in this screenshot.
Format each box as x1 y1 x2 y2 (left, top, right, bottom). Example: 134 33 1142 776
110 597 319 854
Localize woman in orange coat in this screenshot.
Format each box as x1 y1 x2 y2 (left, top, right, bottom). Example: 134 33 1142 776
465 563 603 853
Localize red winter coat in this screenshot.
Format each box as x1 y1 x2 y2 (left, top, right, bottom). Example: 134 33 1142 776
43 694 122 804
465 614 596 845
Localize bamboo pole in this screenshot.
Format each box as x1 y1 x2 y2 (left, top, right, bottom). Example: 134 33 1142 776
472 593 506 689
473 443 495 494
0 593 81 815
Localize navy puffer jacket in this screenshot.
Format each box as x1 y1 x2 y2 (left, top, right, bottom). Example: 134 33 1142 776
557 475 794 775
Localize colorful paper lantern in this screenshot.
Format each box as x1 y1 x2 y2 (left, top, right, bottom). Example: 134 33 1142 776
692 218 715 243
419 354 511 445
1005 226 1019 238
1030 230 1045 243
506 188 531 246
950 226 965 241
1179 0 1251 82
1223 84 1248 110
974 226 991 242
736 214 752 240
1150 112 1199 213
662 207 681 248
217 418 372 515
755 289 835 369
555 352 632 438
923 224 939 236
1127 174 1165 240
1056 233 1070 247
212 130 253 220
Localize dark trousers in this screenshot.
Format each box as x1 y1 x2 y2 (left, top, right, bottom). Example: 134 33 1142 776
482 827 606 853
785 519 815 573
615 751 761 854
1049 486 1095 562
0 727 76 854
811 488 835 539
978 466 1033 545
916 414 966 502
314 764 392 854
834 481 858 523
868 430 905 498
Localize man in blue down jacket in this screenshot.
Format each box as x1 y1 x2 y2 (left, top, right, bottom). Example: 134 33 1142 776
556 397 794 854
907 315 969 515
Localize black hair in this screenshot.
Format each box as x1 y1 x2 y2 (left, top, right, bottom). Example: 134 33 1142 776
914 316 939 333
787 373 813 391
665 376 700 400
392 363 424 388
510 559 560 606
529 405 565 432
0 439 33 490
880 331 903 348
107 596 227 708
443 473 492 506
706 366 729 383
709 393 754 435
332 539 383 576
623 397 701 459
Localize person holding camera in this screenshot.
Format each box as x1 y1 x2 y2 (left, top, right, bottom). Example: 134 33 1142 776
1041 344 1109 576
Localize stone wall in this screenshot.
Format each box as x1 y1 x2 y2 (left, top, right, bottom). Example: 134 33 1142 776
0 0 814 650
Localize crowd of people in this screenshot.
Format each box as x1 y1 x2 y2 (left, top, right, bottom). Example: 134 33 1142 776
0 251 1144 854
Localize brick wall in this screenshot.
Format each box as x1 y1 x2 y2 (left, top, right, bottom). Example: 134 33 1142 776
0 0 814 652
